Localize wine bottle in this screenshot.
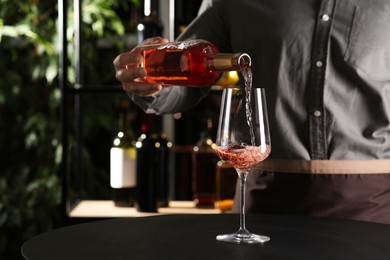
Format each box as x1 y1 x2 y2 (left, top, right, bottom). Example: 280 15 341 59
154 116 171 208
215 160 237 212
131 40 251 87
110 100 136 207
135 113 171 212
192 118 219 208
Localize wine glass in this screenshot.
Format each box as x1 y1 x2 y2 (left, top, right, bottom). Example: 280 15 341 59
215 87 271 244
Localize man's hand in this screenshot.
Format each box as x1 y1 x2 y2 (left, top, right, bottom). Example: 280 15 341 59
113 37 169 96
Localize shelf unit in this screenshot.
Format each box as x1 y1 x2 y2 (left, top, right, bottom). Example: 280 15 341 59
58 0 216 219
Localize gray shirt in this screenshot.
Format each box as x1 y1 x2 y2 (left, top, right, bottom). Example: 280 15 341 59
130 0 390 161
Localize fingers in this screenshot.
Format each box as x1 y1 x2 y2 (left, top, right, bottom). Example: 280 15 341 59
113 37 169 70
113 37 170 97
115 65 159 97
115 63 145 83
113 51 142 71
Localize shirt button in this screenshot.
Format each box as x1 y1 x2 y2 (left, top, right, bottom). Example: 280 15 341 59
314 110 321 117
321 14 330 21
316 61 323 68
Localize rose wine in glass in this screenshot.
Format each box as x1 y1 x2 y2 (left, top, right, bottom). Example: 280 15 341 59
215 82 271 243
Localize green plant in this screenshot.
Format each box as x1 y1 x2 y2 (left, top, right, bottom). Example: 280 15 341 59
0 0 139 258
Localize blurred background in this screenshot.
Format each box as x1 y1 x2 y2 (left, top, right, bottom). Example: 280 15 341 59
0 0 234 259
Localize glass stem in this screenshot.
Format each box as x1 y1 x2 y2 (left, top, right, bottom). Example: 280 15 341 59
238 171 248 231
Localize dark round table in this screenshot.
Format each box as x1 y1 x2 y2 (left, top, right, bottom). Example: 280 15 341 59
22 214 390 260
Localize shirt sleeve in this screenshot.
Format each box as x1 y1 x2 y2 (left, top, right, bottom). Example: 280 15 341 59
128 85 212 115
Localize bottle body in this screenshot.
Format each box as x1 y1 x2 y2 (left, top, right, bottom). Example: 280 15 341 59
135 132 158 212
192 118 219 208
110 101 137 207
135 114 171 212
215 160 237 212
153 132 170 208
110 147 136 207
131 40 250 87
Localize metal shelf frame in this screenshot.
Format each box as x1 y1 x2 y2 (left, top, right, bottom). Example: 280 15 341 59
58 0 178 219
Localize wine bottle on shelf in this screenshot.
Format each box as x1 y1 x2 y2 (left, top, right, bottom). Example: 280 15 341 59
110 100 137 207
135 113 171 212
152 115 171 208
215 160 238 212
192 118 219 208
130 39 251 87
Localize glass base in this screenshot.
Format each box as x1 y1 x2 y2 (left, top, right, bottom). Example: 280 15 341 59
216 228 270 244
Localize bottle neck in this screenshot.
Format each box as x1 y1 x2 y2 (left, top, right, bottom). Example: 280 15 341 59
205 118 213 140
208 53 251 71
140 113 154 134
114 100 135 147
119 109 129 133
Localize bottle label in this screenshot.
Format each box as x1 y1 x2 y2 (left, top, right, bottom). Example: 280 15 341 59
110 147 136 188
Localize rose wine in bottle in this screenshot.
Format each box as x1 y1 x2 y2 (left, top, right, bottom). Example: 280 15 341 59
110 100 136 207
192 118 219 208
131 40 251 87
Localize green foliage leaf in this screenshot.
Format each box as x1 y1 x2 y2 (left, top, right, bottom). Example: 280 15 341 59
1 0 141 258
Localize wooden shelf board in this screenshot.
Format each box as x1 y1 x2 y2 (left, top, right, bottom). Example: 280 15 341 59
69 200 222 218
